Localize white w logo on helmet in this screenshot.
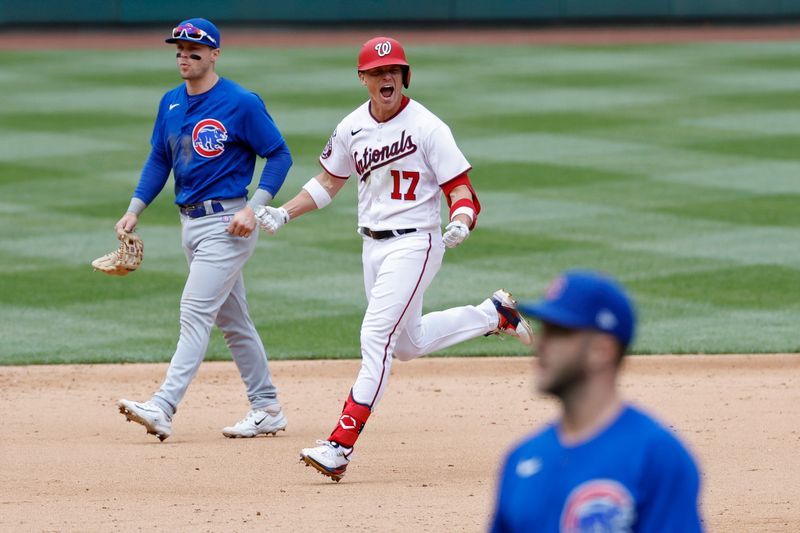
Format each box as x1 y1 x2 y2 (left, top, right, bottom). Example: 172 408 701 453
374 41 392 57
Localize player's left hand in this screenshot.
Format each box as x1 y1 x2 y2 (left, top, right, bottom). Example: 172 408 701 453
115 212 139 234
442 220 470 248
227 206 257 237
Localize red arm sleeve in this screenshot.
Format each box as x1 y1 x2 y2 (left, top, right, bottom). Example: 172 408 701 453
440 173 481 230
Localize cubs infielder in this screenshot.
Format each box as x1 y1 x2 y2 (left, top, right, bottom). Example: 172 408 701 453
115 18 291 441
256 37 533 481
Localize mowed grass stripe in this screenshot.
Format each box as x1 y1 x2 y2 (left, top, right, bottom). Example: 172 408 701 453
1 40 798 364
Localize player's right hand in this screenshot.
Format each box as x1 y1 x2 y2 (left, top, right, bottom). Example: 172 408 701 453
115 212 139 235
255 206 289 235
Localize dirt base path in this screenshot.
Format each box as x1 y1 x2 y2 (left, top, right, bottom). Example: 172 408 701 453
1 355 797 532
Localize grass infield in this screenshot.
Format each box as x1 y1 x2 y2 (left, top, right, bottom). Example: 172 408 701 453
1 41 798 364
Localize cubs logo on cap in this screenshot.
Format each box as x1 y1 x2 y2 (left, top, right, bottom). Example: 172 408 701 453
545 275 566 300
192 118 227 158
518 270 636 348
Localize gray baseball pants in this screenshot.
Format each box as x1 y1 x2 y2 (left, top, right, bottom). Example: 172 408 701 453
151 200 278 417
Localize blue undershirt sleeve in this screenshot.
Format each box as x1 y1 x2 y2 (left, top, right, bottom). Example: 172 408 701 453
132 147 172 206
256 141 292 197
132 97 172 207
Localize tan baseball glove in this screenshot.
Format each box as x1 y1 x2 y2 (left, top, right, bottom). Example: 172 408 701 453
91 230 144 276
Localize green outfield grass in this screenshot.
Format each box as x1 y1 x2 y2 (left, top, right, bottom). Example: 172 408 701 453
1 41 799 364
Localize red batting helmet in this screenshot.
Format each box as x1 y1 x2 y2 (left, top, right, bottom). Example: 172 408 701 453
358 37 411 88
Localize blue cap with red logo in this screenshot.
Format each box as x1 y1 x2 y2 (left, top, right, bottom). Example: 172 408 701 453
166 18 220 49
518 270 636 348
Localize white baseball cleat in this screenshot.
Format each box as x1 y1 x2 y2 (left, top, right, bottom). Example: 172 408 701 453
300 440 353 482
118 399 172 441
222 408 287 438
490 289 534 346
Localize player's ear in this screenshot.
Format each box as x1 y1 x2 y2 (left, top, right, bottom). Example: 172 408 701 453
210 48 220 63
358 72 366 86
588 333 619 371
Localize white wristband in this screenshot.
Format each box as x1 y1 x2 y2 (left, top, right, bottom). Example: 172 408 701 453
302 177 332 209
450 206 475 223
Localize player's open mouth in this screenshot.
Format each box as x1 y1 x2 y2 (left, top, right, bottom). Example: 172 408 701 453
380 85 394 98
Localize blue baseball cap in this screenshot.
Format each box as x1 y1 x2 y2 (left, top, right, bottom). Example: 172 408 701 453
166 18 220 49
518 270 636 348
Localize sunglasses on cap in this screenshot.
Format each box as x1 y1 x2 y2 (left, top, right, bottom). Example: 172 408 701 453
171 24 217 46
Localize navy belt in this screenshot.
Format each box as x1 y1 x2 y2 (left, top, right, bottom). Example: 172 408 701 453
359 227 417 240
179 200 225 219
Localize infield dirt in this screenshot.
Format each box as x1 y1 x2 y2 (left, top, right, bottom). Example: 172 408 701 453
1 355 798 532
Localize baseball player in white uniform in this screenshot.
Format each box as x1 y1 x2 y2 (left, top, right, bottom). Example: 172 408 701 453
256 37 533 481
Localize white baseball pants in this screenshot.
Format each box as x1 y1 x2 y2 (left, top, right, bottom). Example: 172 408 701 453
351 230 499 408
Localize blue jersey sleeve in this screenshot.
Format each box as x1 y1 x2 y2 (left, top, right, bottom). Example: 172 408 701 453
637 433 704 532
239 92 291 197
256 141 292 197
132 99 173 205
241 92 285 158
489 450 516 533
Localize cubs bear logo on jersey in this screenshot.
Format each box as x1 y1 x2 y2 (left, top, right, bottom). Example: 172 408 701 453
560 479 635 533
192 118 228 158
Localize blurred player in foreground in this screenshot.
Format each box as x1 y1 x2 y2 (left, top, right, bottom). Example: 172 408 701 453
491 270 703 532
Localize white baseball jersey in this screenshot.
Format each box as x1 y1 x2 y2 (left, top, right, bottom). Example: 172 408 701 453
319 98 471 231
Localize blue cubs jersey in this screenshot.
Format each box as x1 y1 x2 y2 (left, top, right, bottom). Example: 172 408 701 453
134 77 286 205
491 405 703 533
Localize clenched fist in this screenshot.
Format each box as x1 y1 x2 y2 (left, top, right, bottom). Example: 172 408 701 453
255 206 289 235
442 220 470 248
